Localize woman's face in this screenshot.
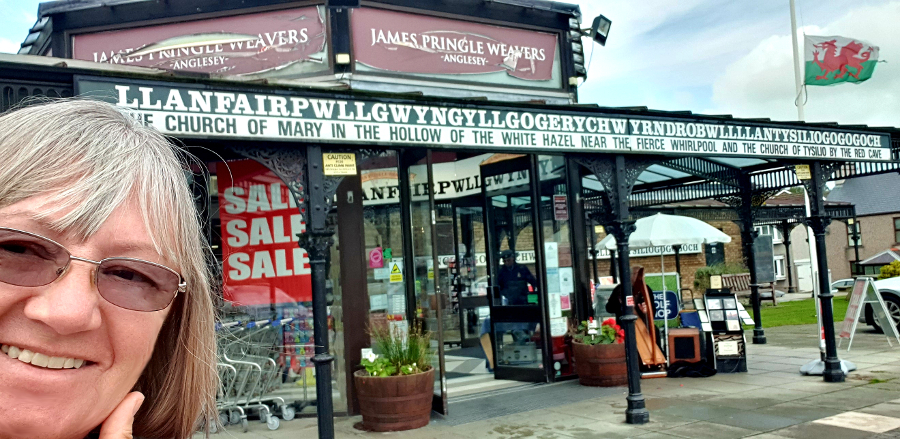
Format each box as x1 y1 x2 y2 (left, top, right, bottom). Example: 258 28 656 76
0 196 172 439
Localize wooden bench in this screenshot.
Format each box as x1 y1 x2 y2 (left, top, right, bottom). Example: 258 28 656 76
721 273 777 306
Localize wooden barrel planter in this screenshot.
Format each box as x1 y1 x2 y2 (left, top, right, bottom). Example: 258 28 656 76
353 368 434 432
572 341 627 387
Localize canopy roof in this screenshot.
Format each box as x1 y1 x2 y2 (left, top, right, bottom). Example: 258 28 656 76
1 53 898 212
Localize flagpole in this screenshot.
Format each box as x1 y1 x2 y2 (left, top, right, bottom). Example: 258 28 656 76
790 0 824 364
790 0 818 308
790 0 805 121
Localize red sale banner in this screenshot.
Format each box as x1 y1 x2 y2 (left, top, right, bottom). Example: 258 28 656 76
218 159 311 305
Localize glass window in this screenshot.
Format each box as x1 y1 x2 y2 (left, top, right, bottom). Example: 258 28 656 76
894 218 900 243
774 256 785 280
206 157 346 416
358 150 410 341
847 221 861 247
754 225 782 244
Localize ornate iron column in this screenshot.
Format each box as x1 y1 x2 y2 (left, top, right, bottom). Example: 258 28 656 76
779 221 797 294
799 161 845 383
234 145 342 438
721 175 775 345
576 154 655 425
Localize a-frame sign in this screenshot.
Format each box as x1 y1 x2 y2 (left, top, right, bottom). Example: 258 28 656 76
839 277 900 350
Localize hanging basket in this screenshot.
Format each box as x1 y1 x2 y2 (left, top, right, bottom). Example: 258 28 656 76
353 368 434 432
572 341 627 387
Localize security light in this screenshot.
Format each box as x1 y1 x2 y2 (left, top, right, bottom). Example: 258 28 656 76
587 15 612 46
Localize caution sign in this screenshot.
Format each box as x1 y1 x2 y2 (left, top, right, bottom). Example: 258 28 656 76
323 152 357 176
794 164 811 180
389 262 403 283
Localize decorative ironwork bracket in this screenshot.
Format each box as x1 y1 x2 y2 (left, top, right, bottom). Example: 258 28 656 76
231 145 308 212
575 155 660 224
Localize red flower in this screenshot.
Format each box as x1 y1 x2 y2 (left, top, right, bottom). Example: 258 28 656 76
602 318 616 327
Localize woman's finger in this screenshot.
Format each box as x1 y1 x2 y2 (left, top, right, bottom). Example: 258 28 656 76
98 392 145 439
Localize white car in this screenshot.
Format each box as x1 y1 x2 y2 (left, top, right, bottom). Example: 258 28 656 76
831 278 855 293
867 277 900 333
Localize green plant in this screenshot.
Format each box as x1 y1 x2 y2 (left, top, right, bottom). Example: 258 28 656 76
360 322 433 377
878 260 900 280
693 262 748 293
571 318 624 345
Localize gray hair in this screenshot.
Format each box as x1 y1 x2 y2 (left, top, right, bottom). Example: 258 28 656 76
0 98 218 438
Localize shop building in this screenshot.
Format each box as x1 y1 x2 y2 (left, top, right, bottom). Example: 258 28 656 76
6 0 900 433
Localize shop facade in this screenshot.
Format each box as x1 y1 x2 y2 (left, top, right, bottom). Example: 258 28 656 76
5 0 900 434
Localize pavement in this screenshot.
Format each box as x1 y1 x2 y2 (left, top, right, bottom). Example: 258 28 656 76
211 322 900 439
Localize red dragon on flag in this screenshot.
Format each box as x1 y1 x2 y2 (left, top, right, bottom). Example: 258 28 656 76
805 35 880 86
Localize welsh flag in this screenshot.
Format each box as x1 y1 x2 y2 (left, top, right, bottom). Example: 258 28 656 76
805 35 879 86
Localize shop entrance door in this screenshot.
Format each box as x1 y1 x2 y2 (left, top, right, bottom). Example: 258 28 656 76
480 155 550 382
447 198 490 349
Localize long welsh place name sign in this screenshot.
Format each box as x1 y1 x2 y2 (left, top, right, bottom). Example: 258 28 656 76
78 79 892 161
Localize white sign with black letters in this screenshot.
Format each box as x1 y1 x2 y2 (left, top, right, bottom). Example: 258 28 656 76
76 79 893 162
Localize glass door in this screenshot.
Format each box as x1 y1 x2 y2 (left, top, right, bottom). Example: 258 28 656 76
401 150 448 415
452 201 490 348
480 155 549 382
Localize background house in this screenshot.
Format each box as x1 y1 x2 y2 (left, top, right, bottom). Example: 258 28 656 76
826 173 900 280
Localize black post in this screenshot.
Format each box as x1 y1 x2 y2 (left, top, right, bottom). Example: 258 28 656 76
303 146 336 438
780 222 797 294
851 218 861 276
738 175 766 344
606 155 649 425
805 162 844 383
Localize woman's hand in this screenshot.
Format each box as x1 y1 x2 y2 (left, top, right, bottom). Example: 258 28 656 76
99 392 145 439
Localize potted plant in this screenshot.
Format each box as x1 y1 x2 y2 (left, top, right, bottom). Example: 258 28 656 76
354 323 434 432
571 317 627 386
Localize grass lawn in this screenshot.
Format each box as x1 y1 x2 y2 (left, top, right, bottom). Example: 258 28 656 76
748 296 850 328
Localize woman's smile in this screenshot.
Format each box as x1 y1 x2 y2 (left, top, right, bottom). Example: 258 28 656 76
2 343 90 369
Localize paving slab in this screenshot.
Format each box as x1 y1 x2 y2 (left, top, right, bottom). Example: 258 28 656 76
771 421 876 439
752 402 843 423
858 401 900 418
651 401 745 423
704 372 798 387
813 411 900 433
629 411 700 432
791 386 900 410
701 388 815 410
657 420 758 439
702 381 767 394
702 409 803 432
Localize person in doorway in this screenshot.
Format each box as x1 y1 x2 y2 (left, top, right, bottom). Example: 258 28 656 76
497 249 538 305
0 99 218 439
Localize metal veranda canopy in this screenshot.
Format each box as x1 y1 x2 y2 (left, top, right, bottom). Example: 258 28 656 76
1 53 898 430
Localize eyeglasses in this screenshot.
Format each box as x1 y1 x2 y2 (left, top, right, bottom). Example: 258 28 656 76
0 227 185 312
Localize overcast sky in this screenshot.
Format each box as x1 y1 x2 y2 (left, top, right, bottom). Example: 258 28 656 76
1 0 896 128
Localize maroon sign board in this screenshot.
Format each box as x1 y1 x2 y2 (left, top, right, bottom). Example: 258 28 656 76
553 195 568 221
72 6 328 79
351 8 560 87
